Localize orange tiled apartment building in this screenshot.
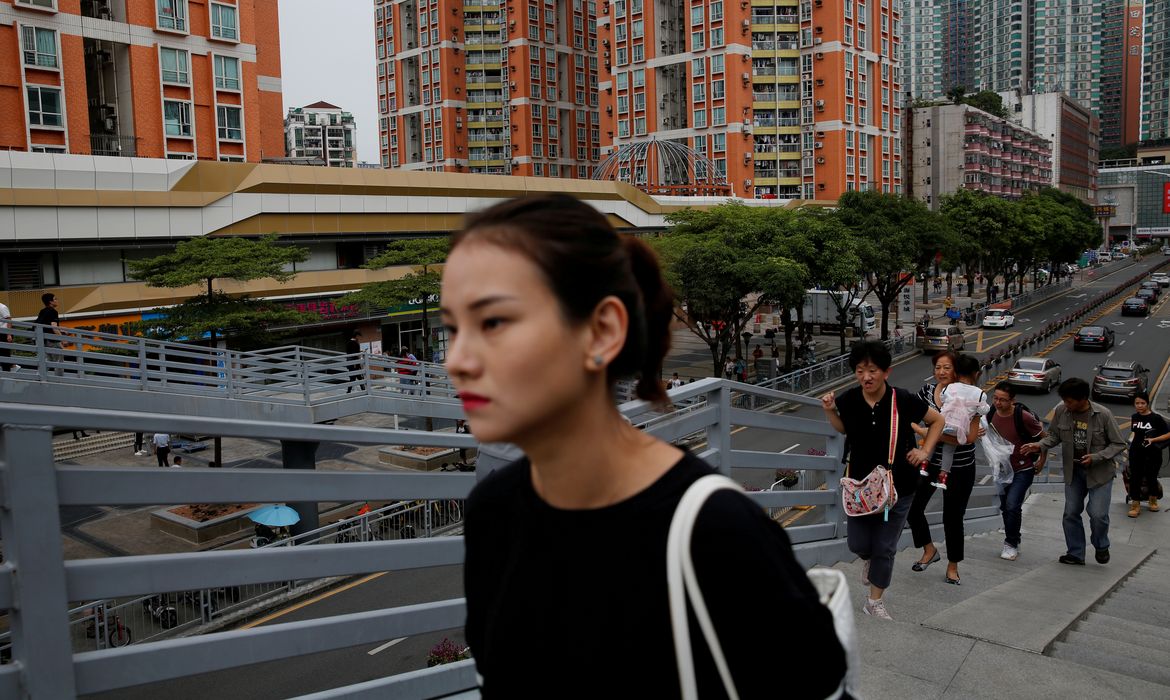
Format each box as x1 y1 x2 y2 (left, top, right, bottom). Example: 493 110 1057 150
598 0 903 199
0 0 283 161
374 0 602 176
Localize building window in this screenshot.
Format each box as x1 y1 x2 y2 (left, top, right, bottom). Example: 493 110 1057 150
712 106 725 126
163 99 193 137
711 79 724 99
157 0 188 32
21 26 58 69
26 85 63 127
691 6 703 25
214 54 240 90
693 58 704 77
217 105 242 140
210 2 238 41
160 47 189 84
710 1 722 20
710 28 723 47
16 0 57 10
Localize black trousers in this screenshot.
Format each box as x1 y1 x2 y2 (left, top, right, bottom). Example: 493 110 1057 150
908 464 975 563
1128 449 1163 501
156 446 171 467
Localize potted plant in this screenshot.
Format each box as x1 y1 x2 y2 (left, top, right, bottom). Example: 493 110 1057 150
774 469 799 489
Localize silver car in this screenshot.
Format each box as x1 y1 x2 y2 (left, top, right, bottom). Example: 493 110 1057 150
1008 356 1062 393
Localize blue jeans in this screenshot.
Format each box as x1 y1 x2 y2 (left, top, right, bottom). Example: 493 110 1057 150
1063 467 1112 559
999 467 1035 548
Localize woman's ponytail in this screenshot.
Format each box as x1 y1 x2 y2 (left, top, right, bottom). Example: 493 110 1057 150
621 236 674 404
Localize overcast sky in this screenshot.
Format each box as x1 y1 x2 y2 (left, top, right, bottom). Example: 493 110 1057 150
279 0 378 164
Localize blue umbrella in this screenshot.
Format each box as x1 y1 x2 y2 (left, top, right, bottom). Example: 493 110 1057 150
248 505 301 527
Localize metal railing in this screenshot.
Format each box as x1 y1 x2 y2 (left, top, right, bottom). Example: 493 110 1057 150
89 134 138 157
0 376 1013 697
0 320 459 410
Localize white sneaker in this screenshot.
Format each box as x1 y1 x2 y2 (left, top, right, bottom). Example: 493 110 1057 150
1000 544 1019 561
135 450 149 456
863 598 893 621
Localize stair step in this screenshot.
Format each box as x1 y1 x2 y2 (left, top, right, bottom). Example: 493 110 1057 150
52 432 134 462
1072 617 1170 655
1114 581 1170 605
1096 595 1170 626
1061 631 1170 668
1049 641 1170 687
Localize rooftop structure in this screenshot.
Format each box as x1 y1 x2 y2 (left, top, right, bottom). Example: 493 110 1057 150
999 90 1100 203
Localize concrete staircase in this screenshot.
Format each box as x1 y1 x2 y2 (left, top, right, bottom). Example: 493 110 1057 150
1049 550 1170 687
52 431 134 462
830 481 1170 698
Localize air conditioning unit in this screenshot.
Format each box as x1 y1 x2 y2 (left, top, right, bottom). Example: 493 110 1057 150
816 131 826 138
815 100 825 108
814 141 824 149
813 37 822 45
816 156 826 164
817 182 826 190
815 26 823 33
815 78 825 86
815 52 824 60
802 98 812 106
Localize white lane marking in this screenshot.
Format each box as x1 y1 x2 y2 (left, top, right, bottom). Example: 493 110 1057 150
368 638 407 656
1120 340 1127 346
1129 331 1136 335
1139 323 1144 327
1040 319 1048 323
1025 326 1033 331
780 443 801 454
1108 350 1116 356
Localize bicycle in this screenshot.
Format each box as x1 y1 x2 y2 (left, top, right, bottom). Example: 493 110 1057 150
85 610 132 648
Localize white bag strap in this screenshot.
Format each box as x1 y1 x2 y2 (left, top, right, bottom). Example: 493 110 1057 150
667 474 742 700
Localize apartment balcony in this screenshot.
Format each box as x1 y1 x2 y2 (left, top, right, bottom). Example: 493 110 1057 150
89 134 139 157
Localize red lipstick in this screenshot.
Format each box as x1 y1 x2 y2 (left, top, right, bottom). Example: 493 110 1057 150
459 392 490 411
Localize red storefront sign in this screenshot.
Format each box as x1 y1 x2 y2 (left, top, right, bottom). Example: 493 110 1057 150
1163 182 1170 214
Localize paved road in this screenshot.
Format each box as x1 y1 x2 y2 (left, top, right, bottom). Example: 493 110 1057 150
88 256 1170 699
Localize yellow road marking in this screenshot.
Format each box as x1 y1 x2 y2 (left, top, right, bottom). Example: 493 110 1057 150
236 571 388 630
974 330 1021 353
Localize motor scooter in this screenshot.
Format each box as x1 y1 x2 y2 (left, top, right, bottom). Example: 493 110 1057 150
141 594 178 629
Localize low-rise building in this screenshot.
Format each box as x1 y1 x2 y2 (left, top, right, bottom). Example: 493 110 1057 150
909 103 1052 210
284 102 357 168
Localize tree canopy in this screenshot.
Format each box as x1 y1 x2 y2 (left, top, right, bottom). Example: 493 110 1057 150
128 236 313 348
340 237 449 358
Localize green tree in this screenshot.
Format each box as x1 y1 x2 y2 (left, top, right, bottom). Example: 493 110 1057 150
945 85 968 105
340 238 449 359
940 189 1022 304
654 203 809 375
793 209 871 355
963 90 1011 120
835 191 949 339
128 235 312 348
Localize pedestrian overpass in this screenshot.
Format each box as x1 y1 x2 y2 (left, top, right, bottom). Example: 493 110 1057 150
1 324 1167 698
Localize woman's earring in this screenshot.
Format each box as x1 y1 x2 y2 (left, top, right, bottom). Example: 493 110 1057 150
593 355 605 367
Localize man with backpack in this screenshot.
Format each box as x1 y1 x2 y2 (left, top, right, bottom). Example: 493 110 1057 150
989 382 1047 561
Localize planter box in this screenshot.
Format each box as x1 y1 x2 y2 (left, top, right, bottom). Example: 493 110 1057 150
151 504 262 544
378 446 478 471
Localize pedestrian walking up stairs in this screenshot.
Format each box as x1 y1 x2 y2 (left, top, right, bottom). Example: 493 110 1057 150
828 485 1170 698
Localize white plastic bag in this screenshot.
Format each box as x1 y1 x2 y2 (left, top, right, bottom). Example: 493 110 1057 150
980 418 1015 485
807 567 858 698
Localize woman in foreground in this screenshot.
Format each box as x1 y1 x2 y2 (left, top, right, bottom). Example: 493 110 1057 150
445 194 846 698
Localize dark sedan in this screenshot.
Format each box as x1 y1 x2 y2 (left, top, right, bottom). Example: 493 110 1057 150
1122 296 1150 316
1092 361 1151 401
1137 287 1158 304
1073 326 1115 351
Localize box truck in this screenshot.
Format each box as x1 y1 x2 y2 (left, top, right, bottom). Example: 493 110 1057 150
802 290 877 334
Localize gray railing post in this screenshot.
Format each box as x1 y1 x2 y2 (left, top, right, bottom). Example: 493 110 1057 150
703 384 733 475
34 323 47 381
138 337 149 391
225 350 237 397
0 425 78 697
424 500 434 537
302 359 312 404
363 352 372 396
824 431 848 538
199 589 215 624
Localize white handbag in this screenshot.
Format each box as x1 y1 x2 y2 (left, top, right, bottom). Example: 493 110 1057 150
666 475 855 700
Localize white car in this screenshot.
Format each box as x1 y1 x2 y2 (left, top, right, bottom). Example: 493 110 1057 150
1152 272 1170 288
982 309 1015 328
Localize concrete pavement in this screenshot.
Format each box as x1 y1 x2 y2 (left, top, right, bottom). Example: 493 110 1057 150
836 482 1170 697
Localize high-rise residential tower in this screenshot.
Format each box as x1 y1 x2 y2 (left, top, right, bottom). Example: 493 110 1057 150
902 0 973 102
1 0 284 161
1100 0 1145 149
599 0 902 200
373 0 601 177
284 102 357 167
1140 0 1168 141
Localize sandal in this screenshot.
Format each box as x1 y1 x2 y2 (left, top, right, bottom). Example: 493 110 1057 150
912 551 941 572
945 574 961 586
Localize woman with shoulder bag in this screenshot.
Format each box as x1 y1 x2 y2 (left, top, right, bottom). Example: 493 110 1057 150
1127 391 1169 517
450 194 848 699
